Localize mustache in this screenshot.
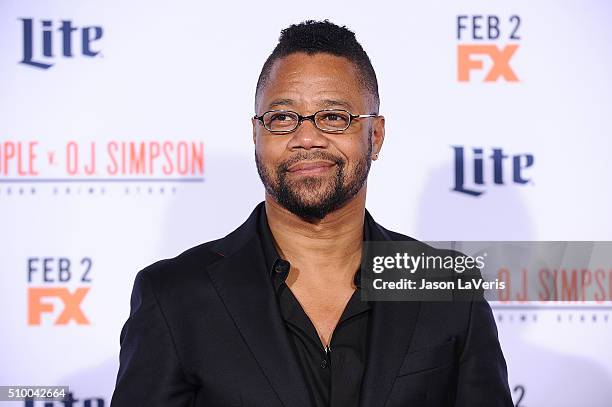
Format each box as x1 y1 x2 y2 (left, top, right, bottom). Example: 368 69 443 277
278 151 345 173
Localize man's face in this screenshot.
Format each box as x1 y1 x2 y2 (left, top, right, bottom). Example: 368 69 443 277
253 52 385 220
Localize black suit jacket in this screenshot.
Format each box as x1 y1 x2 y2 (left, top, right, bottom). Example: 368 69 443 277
111 202 513 407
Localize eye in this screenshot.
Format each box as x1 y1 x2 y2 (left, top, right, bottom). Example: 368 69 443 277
318 111 350 128
263 111 297 130
321 113 348 121
271 113 291 122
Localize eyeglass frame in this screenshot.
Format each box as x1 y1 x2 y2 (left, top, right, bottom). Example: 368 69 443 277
253 108 379 134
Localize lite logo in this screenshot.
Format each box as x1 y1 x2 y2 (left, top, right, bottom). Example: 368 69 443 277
24 392 105 407
20 18 103 69
452 146 534 197
456 15 521 82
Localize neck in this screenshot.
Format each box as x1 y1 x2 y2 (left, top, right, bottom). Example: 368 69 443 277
265 187 367 288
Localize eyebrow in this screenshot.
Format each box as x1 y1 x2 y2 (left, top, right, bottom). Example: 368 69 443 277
267 98 295 109
320 99 354 111
267 98 355 111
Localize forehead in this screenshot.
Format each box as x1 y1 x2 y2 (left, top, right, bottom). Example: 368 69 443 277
258 52 369 112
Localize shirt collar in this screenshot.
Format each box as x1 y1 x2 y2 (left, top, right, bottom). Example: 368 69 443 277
258 204 372 289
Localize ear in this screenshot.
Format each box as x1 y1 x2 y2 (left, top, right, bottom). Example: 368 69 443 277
371 116 385 159
252 117 257 145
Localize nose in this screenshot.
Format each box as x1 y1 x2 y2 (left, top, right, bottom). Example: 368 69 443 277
286 117 329 150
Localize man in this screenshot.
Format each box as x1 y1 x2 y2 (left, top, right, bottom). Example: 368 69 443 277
111 20 513 407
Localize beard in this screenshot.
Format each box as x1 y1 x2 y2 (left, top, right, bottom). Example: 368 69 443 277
255 131 372 221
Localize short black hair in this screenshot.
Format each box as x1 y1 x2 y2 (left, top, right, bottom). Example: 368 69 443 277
255 20 379 112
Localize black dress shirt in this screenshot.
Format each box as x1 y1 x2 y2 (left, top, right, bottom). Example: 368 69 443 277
258 207 372 407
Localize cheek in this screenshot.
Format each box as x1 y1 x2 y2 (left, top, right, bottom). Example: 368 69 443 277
256 137 287 164
335 138 369 165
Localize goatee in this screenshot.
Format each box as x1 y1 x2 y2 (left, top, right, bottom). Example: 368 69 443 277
255 137 372 220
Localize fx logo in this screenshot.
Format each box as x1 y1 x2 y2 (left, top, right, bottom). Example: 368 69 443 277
457 45 519 82
20 18 103 69
28 287 90 325
456 14 521 82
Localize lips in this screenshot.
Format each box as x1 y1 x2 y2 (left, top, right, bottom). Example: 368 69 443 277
286 160 336 174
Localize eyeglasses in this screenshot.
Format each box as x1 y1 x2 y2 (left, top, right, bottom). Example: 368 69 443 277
253 109 378 134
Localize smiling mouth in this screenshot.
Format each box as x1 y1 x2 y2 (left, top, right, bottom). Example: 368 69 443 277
286 160 337 175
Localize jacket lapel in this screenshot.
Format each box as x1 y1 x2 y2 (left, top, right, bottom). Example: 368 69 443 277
206 204 312 407
205 204 421 407
359 214 422 407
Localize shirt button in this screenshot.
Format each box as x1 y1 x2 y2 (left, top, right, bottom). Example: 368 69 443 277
274 259 290 274
320 359 328 369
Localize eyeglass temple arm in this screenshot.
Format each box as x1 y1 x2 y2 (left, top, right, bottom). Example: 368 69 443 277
351 113 379 119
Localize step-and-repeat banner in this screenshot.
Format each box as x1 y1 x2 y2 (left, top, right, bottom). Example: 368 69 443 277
1 0 611 406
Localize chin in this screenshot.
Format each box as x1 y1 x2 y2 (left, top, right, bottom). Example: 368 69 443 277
289 187 336 204
288 176 336 191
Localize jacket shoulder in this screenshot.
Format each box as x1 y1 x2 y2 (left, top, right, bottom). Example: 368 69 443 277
134 240 225 292
134 203 263 292
383 227 416 242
